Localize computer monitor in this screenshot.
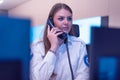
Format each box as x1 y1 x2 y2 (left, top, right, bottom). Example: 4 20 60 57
73 16 109 57
90 27 120 80
0 16 30 80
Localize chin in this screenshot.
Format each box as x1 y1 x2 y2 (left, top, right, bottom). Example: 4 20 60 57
63 30 69 33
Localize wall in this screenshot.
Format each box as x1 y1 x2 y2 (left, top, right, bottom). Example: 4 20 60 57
109 0 120 28
8 0 120 28
0 10 8 16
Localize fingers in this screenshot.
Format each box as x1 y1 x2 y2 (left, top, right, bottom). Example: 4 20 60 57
47 26 63 35
47 25 56 33
52 28 63 36
50 27 56 33
55 31 63 36
47 25 50 34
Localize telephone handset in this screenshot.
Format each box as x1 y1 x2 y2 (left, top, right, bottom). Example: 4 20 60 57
47 18 67 40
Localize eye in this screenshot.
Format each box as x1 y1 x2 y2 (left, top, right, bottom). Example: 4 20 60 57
67 17 72 21
58 17 64 21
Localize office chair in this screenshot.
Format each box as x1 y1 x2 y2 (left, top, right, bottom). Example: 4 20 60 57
69 24 80 37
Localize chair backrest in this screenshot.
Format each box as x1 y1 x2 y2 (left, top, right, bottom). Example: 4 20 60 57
69 24 79 37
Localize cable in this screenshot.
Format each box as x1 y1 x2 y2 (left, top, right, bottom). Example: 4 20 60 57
65 38 74 80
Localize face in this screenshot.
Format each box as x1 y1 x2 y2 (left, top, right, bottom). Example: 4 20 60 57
53 8 72 33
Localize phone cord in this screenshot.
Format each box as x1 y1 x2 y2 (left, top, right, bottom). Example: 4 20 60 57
65 38 74 80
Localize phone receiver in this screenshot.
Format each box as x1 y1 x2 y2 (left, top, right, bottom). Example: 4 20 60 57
47 18 67 40
47 18 54 29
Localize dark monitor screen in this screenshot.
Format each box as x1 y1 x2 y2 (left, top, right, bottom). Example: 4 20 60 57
90 27 120 80
0 16 30 80
0 60 22 80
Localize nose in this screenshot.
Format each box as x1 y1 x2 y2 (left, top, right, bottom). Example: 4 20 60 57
63 18 68 24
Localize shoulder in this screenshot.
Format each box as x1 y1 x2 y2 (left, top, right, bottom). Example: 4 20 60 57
68 35 86 47
31 39 44 47
31 39 45 55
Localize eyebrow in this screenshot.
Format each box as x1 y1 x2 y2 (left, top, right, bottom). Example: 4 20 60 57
58 16 72 18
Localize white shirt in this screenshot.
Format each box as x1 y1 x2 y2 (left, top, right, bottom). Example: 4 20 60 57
30 35 89 80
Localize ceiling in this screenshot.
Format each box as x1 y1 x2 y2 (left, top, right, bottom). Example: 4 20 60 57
0 0 30 10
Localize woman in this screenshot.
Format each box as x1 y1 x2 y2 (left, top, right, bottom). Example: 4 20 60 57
30 3 89 80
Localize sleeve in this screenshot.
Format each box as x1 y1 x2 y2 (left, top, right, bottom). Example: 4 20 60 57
30 42 57 80
74 44 89 80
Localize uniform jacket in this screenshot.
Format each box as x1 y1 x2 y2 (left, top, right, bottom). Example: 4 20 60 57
30 35 89 80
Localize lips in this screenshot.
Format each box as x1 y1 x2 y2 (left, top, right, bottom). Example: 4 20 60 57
62 27 69 33
63 27 69 30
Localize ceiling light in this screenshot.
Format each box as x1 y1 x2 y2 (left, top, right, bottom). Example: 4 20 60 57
0 0 4 4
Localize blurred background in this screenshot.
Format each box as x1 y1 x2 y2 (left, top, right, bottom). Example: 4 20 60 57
0 0 120 80
0 0 120 27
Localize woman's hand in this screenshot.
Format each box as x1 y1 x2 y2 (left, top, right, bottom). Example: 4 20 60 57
47 26 63 52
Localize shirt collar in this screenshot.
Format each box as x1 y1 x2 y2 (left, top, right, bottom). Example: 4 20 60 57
66 35 72 45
